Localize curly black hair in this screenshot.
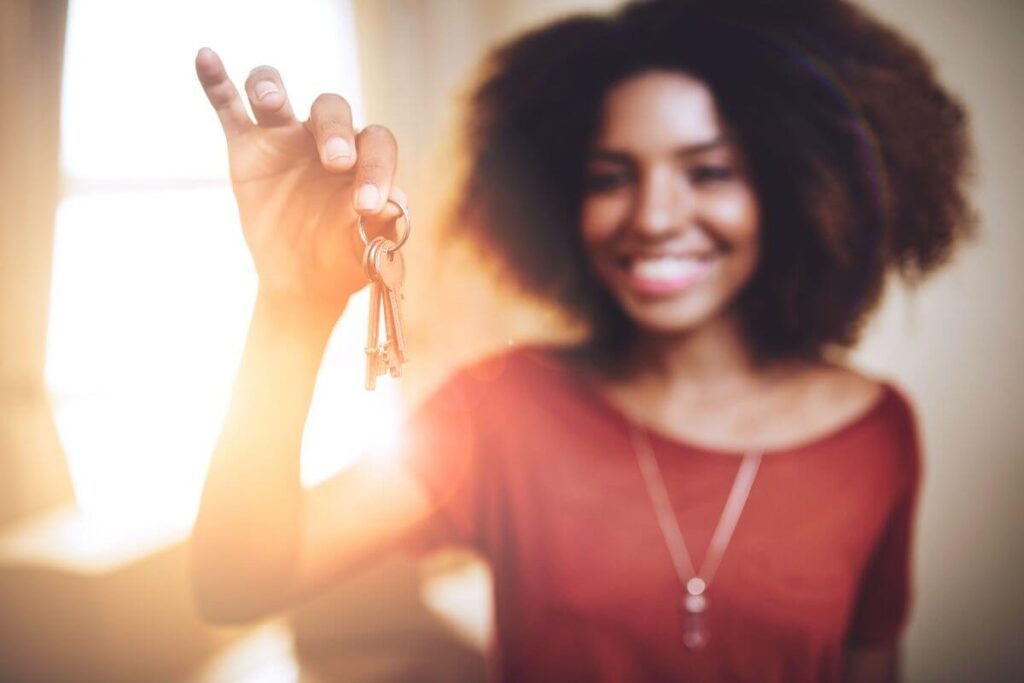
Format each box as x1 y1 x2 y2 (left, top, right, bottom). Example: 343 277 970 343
449 0 975 365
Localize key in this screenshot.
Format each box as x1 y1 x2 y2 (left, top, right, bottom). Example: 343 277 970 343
363 237 384 390
356 197 413 390
363 237 388 390
363 235 386 279
364 279 385 390
374 240 406 375
374 239 408 374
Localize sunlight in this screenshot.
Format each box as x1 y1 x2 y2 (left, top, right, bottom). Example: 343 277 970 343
60 0 366 181
47 0 397 536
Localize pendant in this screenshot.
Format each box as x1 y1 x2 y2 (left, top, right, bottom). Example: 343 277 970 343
680 577 709 650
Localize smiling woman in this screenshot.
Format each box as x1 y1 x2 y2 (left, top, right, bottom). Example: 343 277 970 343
188 0 975 681
453 1 973 367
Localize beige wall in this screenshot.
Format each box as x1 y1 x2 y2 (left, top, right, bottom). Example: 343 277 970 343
359 1 1024 680
0 0 74 524
851 1 1024 680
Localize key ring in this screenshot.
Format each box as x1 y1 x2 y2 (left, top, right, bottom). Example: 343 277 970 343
357 198 411 251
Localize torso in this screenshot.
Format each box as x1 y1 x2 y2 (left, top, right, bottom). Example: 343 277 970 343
403 347 920 683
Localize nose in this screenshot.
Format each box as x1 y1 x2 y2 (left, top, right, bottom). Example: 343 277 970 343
631 166 690 238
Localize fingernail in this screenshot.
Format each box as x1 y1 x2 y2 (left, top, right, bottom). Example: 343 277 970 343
254 80 279 100
357 184 380 211
326 137 352 161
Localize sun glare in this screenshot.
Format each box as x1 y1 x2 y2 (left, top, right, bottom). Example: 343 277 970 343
47 0 394 535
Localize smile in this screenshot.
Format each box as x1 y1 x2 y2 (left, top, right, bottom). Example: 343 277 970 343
619 254 715 296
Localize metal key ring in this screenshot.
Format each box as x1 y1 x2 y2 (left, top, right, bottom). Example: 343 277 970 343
357 198 411 251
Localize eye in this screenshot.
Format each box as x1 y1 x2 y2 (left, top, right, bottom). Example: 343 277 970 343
689 164 736 184
584 170 633 193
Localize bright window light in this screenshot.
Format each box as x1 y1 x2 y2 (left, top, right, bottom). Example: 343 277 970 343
47 0 399 535
60 0 366 181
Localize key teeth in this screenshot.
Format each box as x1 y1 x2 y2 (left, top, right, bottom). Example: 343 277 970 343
365 343 394 391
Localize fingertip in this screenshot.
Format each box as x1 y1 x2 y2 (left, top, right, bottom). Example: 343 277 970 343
377 203 404 223
195 47 223 82
253 80 284 108
355 183 382 213
362 192 408 224
323 137 356 171
196 47 217 67
389 187 409 211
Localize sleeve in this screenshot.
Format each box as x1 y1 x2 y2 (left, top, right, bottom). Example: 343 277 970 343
846 386 923 646
395 366 494 556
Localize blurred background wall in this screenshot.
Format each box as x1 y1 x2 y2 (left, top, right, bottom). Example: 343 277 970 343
0 0 74 525
0 0 1020 681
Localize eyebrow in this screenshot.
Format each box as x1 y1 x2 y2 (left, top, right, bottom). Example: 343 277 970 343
589 136 732 164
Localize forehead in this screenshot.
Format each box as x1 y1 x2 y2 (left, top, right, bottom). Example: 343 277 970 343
594 70 726 152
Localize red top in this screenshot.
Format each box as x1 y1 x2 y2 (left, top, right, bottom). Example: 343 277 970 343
400 347 921 683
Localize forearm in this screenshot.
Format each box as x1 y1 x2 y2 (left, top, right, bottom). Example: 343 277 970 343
190 291 342 621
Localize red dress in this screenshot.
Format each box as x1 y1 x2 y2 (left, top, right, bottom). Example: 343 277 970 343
400 347 921 682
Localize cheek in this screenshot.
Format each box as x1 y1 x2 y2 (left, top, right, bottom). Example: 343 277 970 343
707 188 761 254
580 194 629 247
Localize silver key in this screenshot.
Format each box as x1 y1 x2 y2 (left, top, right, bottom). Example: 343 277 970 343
375 239 407 374
363 237 388 390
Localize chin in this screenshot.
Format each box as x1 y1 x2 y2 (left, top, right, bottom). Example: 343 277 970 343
616 295 725 336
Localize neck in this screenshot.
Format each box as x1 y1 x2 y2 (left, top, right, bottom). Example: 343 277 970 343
621 314 794 401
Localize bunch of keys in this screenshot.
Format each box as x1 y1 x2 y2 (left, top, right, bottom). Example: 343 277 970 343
359 199 411 390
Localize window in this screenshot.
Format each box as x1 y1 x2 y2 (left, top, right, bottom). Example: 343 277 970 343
47 0 400 533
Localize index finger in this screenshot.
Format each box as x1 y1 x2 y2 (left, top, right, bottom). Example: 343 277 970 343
195 47 253 139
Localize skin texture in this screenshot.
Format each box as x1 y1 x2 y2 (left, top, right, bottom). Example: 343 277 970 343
190 50 899 682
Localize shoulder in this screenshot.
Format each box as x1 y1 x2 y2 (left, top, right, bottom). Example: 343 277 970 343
804 363 922 482
802 364 885 415
424 344 579 413
406 345 592 467
803 364 917 429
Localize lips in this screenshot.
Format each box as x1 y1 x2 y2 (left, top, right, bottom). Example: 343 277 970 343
619 254 715 296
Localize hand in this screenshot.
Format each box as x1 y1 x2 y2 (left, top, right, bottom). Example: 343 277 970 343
195 47 405 319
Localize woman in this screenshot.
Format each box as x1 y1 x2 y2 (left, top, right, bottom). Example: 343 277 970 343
190 1 974 681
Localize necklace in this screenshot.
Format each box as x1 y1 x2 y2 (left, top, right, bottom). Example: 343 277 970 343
629 425 763 650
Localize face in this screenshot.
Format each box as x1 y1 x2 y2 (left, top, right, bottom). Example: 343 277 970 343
580 70 761 336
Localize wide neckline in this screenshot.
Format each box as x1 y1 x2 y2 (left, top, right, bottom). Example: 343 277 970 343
540 347 896 459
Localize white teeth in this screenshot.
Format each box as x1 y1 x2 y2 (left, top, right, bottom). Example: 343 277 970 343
630 256 709 281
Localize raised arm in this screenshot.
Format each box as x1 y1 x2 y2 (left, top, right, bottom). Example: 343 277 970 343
189 48 432 623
